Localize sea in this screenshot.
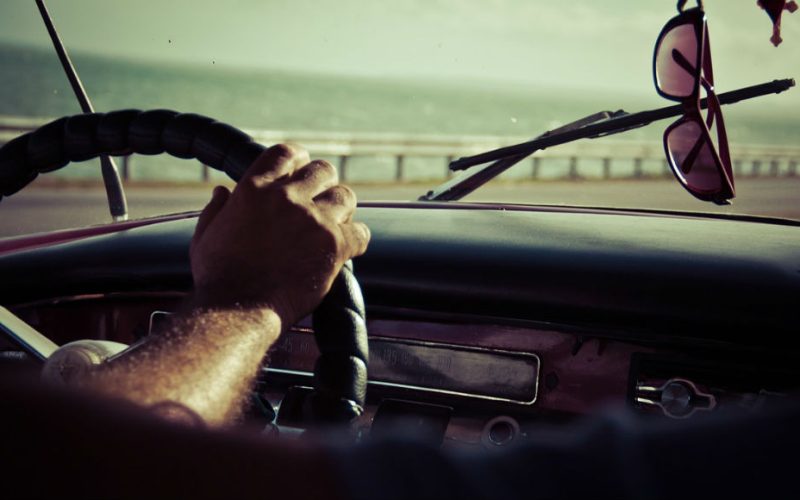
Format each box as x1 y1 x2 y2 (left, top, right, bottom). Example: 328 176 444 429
1 44 797 183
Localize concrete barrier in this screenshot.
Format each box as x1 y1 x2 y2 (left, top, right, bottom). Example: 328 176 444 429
2 115 798 183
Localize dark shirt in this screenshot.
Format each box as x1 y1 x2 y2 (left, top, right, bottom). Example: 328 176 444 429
336 405 798 499
2 368 797 499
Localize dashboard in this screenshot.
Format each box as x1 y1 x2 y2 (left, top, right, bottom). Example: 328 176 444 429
5 289 797 449
2 203 800 448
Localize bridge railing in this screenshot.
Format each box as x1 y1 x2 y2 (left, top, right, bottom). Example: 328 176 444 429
2 115 798 182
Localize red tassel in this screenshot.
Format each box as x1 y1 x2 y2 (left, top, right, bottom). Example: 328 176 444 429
771 25 783 46
758 0 797 46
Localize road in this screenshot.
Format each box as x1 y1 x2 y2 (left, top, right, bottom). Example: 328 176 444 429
2 177 799 237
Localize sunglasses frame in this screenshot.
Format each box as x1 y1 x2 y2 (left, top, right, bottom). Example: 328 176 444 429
653 7 735 204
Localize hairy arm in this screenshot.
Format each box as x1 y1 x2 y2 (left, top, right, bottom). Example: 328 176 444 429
81 144 370 426
88 307 281 426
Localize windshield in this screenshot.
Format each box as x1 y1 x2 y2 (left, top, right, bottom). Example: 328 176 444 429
1 0 798 236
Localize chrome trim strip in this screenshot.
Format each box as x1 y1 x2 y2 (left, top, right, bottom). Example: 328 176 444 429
0 305 58 361
266 336 540 406
148 310 173 335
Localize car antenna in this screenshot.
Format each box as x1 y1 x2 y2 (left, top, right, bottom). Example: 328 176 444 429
35 0 129 222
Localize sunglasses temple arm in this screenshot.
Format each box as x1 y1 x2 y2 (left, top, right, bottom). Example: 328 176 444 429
679 133 706 176
449 78 795 172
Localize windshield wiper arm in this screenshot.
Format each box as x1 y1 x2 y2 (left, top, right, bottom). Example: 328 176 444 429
419 110 620 201
450 79 794 171
420 78 794 202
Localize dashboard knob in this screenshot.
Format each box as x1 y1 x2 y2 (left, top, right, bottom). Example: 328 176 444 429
636 378 716 419
482 415 520 448
660 380 694 417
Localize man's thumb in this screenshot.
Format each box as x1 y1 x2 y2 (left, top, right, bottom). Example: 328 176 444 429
193 185 230 241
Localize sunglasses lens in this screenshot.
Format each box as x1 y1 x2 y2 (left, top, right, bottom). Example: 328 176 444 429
655 22 699 98
666 119 723 193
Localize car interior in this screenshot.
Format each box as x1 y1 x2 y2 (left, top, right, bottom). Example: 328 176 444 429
1 0 799 469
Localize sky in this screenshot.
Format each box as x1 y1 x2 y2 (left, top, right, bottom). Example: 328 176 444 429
0 0 798 103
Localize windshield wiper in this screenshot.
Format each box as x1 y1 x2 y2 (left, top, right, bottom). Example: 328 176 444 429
420 78 795 202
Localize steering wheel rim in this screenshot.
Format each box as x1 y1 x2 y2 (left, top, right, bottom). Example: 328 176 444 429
0 109 369 424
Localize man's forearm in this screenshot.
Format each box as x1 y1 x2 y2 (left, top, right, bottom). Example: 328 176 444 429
83 305 282 426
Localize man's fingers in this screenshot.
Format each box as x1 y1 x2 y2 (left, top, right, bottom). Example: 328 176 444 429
288 160 338 198
314 185 357 223
193 185 230 242
340 221 371 259
242 143 310 186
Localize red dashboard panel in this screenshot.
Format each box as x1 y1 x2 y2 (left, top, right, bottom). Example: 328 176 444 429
14 294 787 448
10 295 651 418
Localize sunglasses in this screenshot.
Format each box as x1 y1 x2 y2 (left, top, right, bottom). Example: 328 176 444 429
654 6 734 204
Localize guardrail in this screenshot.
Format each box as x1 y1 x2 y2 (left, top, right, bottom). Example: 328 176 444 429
2 115 798 182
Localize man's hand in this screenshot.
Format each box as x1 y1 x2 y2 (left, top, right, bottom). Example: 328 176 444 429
190 144 371 327
72 144 370 426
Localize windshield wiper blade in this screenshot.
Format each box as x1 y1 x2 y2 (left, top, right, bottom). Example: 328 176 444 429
420 78 794 202
450 79 795 171
419 110 619 201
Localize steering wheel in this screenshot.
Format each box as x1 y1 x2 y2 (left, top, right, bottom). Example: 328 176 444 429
0 109 369 425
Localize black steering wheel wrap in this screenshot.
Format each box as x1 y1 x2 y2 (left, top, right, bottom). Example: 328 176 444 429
0 109 263 194
310 260 368 422
0 109 368 424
